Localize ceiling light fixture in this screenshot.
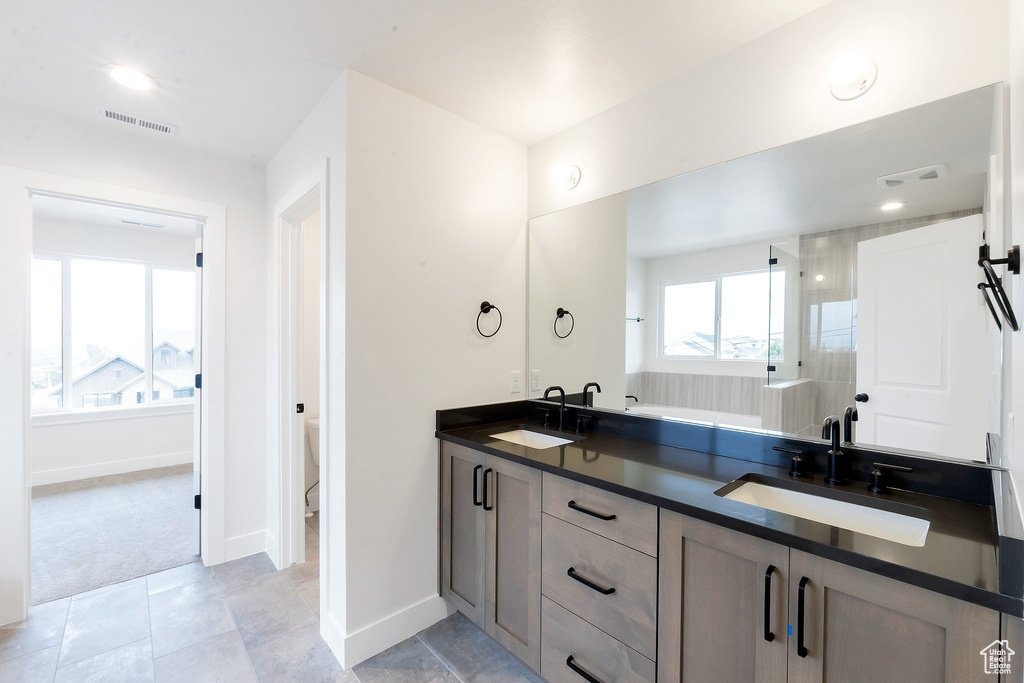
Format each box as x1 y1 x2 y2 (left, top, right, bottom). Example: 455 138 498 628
880 202 905 211
552 164 582 190
105 64 158 91
815 274 827 282
829 55 877 101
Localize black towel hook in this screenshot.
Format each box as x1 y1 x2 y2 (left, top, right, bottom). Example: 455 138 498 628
476 301 502 338
553 307 574 339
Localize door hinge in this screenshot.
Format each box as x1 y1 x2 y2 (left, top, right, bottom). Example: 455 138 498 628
296 403 304 414
768 257 778 266
196 252 203 268
194 494 201 510
195 373 202 389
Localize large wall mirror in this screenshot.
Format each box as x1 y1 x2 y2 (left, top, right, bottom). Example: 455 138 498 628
528 83 1008 464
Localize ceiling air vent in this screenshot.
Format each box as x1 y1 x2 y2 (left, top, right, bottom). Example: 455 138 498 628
876 164 948 189
97 107 177 135
121 219 165 229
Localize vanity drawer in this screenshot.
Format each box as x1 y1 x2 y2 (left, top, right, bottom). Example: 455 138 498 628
541 597 655 683
542 473 658 557
542 513 658 660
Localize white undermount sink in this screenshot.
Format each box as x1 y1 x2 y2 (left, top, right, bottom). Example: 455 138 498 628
720 479 930 547
490 429 574 449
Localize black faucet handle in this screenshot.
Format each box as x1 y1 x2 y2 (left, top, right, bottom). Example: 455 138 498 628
773 446 808 478
575 414 593 435
868 462 913 494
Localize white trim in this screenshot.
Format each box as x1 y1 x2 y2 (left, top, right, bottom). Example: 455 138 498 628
31 450 192 486
222 531 267 562
32 402 193 426
0 166 229 626
340 595 448 669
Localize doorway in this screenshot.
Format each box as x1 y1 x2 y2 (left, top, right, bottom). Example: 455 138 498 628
270 166 328 573
28 193 204 602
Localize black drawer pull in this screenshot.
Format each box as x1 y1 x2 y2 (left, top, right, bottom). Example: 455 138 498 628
568 500 616 521
472 465 482 507
566 656 602 683
567 567 615 595
797 576 809 658
482 468 493 511
763 564 776 642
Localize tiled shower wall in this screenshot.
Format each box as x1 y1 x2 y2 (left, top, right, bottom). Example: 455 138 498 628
796 208 982 435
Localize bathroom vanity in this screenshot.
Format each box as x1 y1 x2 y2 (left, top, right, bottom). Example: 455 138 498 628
437 401 1024 683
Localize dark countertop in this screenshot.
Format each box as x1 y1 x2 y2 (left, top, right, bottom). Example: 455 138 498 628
438 416 1021 616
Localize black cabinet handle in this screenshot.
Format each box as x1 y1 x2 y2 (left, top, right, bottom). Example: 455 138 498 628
797 576 809 658
568 500 617 521
482 468 493 511
567 567 615 595
763 565 776 642
566 656 602 683
472 465 482 507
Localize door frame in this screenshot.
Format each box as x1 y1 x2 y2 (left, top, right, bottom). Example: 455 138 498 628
268 159 329 571
0 166 227 625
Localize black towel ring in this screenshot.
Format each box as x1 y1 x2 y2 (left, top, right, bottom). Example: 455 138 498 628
476 301 502 338
553 307 574 339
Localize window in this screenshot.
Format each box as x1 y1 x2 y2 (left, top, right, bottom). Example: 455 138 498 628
31 255 195 413
30 259 63 409
662 269 785 361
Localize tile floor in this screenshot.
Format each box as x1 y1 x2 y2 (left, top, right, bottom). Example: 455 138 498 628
1 511 542 682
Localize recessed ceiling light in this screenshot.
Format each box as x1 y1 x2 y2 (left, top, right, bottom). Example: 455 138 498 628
881 202 905 211
815 274 827 282
830 55 877 101
104 64 158 91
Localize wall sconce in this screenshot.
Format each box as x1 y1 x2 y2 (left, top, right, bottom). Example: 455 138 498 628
552 164 582 189
830 55 877 101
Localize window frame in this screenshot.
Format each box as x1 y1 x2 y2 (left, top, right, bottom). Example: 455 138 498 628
659 267 782 362
31 251 195 416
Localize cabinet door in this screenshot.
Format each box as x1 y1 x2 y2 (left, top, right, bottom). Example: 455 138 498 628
788 549 1000 683
483 454 542 671
658 510 789 683
440 442 485 625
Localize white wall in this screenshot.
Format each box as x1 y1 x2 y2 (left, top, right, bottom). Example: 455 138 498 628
644 240 782 377
302 211 321 512
528 194 627 409
527 0 1009 218
266 70 527 667
1007 0 1024 503
30 217 197 486
0 102 268 583
31 409 193 485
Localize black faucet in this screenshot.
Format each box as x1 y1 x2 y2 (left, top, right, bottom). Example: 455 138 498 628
583 382 602 408
543 386 567 431
842 406 859 445
822 416 846 486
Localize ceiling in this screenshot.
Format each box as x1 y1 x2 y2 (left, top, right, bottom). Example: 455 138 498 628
626 85 997 258
0 0 832 161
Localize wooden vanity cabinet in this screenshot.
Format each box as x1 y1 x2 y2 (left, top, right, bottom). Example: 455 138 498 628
440 442 542 670
658 510 790 683
787 550 999 683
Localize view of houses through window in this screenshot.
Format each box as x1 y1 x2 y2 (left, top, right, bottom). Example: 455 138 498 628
662 269 785 360
31 256 196 411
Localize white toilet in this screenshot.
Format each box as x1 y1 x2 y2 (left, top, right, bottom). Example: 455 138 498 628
306 417 320 466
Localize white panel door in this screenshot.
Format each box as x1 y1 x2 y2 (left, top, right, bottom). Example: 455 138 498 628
856 215 993 461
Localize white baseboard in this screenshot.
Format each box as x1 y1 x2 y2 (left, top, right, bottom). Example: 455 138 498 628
31 451 193 486
339 594 448 669
223 530 267 562
321 611 346 669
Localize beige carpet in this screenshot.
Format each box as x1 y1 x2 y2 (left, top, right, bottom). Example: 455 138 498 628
31 464 199 604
